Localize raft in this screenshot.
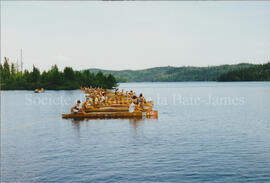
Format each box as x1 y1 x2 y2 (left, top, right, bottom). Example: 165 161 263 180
84 106 153 112
84 107 129 112
62 111 158 119
88 102 153 108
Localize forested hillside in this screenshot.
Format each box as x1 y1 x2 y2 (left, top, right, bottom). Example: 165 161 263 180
89 63 254 82
218 62 270 81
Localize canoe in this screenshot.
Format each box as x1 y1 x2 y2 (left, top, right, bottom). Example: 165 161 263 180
84 90 110 94
88 103 153 108
84 106 152 112
62 110 158 119
86 95 129 99
84 107 129 112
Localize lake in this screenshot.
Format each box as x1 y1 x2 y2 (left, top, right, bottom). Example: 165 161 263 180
1 82 270 182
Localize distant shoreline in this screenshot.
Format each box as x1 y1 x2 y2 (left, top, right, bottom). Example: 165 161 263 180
88 63 270 82
1 81 270 91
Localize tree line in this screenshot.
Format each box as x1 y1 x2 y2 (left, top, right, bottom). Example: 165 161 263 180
218 62 270 81
90 63 254 82
0 57 118 90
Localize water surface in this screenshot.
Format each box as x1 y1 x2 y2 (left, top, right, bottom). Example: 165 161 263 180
1 82 270 182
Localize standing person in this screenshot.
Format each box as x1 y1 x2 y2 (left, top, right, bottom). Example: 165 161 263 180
139 93 145 109
129 100 135 113
101 93 105 104
71 100 81 114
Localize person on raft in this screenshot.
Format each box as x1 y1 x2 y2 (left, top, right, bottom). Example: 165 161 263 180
114 88 119 95
133 95 140 105
101 93 106 104
139 93 146 105
129 96 142 112
120 89 125 96
71 100 81 114
82 98 89 110
125 91 129 98
129 100 135 113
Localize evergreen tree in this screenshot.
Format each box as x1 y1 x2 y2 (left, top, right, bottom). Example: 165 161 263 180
63 67 75 80
106 74 117 89
218 63 270 81
48 65 62 87
31 65 40 83
11 63 16 75
0 57 118 90
95 71 105 88
2 57 10 80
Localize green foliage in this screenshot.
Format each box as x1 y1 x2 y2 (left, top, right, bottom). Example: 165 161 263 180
63 67 75 80
2 57 10 81
31 65 40 83
88 63 254 82
218 62 270 81
0 58 118 90
106 74 117 89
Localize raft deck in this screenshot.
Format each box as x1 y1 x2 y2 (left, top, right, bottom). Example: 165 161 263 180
62 111 158 119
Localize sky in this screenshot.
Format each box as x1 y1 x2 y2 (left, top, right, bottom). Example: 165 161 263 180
1 1 270 71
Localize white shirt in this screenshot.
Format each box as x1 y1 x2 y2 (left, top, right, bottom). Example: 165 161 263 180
129 103 135 113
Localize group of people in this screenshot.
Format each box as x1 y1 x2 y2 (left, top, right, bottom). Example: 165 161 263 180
114 89 146 103
86 87 107 105
34 88 45 93
71 87 149 114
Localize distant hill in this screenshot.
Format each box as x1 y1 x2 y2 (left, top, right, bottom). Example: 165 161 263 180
218 62 270 81
88 63 254 82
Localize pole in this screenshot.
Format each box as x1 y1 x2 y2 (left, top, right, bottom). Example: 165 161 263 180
20 49 23 72
16 58 19 73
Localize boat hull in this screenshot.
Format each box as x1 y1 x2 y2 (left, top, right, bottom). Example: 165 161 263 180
84 107 129 112
90 103 153 108
84 106 152 112
62 111 158 119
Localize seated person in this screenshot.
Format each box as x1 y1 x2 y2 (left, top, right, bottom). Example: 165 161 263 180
130 96 143 112
139 93 145 104
120 89 125 96
135 104 143 112
114 88 119 95
132 95 139 105
82 98 89 110
71 100 81 114
94 97 99 105
125 91 129 98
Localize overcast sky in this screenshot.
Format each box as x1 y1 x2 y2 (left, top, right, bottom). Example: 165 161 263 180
1 1 270 71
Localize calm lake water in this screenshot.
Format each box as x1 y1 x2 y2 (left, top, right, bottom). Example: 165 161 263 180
1 82 270 183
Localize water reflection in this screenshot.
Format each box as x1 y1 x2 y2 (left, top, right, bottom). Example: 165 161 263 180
68 117 157 131
129 118 144 130
71 119 84 130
